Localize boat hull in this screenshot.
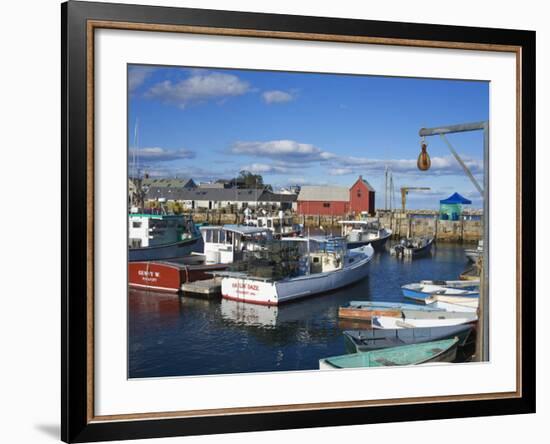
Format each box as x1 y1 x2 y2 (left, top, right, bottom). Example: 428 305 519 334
128 236 203 262
320 338 459 369
391 238 434 258
371 314 476 329
128 259 228 293
222 246 374 306
338 306 402 321
344 325 474 353
346 232 391 251
338 301 439 321
402 285 480 301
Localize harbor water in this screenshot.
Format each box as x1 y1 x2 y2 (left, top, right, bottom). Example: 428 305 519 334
129 242 474 378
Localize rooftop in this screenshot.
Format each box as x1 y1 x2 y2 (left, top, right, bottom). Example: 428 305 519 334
146 187 297 202
297 186 349 202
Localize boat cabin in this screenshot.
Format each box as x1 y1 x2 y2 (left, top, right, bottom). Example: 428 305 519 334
200 225 273 264
243 210 302 237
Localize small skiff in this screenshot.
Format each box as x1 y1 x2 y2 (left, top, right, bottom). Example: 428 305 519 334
431 301 478 313
371 314 477 329
338 300 439 321
402 283 479 301
426 295 479 307
343 325 473 353
319 338 459 369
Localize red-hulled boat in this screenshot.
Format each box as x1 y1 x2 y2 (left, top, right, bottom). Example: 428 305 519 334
128 255 228 293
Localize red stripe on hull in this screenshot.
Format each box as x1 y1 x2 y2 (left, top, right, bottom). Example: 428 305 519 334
129 283 180 293
222 294 278 306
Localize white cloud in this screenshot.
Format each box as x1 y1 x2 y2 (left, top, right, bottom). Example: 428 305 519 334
230 140 334 162
333 155 483 177
129 147 195 162
262 90 294 104
240 162 304 175
145 72 250 108
128 67 156 92
329 168 354 176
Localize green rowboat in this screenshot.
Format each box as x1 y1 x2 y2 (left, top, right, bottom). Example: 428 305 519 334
319 338 459 369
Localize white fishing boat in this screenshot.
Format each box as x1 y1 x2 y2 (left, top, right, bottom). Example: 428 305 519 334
219 238 375 306
371 313 477 329
338 219 392 251
243 209 302 238
200 225 273 264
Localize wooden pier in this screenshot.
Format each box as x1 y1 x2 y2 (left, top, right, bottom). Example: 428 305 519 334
181 277 222 299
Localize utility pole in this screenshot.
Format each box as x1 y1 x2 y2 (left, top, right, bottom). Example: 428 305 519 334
419 121 489 362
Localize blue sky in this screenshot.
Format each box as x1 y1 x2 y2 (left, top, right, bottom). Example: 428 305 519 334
128 65 488 209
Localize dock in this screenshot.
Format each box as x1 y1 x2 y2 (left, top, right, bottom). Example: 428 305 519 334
181 277 222 299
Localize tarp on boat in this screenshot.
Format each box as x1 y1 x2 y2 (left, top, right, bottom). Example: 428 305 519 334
439 192 472 205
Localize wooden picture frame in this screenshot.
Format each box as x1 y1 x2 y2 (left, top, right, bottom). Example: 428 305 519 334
62 1 535 442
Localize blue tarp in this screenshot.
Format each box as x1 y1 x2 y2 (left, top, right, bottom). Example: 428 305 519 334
439 192 472 205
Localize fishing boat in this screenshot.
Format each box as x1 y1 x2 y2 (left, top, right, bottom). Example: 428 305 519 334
338 220 392 251
128 212 203 262
218 238 375 306
319 338 459 369
343 324 473 353
402 282 479 301
128 256 229 293
200 225 273 264
338 300 440 321
243 209 302 238
465 240 483 263
371 313 476 329
390 236 434 258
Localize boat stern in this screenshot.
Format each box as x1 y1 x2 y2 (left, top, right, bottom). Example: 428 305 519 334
221 277 279 306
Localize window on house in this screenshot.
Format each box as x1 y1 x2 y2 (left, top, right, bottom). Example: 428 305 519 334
323 202 331 208
132 221 142 228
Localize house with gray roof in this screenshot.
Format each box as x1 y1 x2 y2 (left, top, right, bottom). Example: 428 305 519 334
145 186 297 211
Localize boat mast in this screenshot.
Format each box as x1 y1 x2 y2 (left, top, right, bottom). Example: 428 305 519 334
384 165 388 211
306 227 311 275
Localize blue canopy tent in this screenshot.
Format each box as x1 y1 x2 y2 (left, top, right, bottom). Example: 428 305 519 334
439 192 472 220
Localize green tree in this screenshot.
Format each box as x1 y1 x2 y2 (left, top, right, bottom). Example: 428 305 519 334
233 170 265 189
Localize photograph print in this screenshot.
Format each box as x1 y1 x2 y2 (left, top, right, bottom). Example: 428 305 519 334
127 64 488 378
